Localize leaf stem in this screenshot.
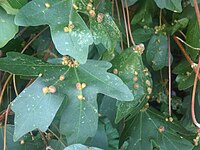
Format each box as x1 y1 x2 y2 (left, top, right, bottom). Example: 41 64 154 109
193 0 200 27
48 129 66 147
125 0 136 46
115 0 124 50
173 35 200 80
168 35 171 116
175 36 200 50
121 0 130 47
13 75 19 96
3 104 10 150
0 74 12 105
191 56 200 128
21 26 49 54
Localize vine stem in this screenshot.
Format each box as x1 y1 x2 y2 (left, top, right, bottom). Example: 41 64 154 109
3 104 10 150
115 0 124 50
168 35 172 116
125 0 136 46
173 36 200 80
48 129 66 147
121 0 130 47
191 56 200 128
193 0 200 27
0 74 12 105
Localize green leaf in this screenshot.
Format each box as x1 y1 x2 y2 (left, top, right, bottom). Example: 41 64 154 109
132 27 154 44
154 0 182 13
11 78 65 141
90 13 120 51
111 48 153 123
0 1 18 15
131 0 155 26
14 0 94 64
0 125 45 150
167 18 189 35
190 0 200 6
120 108 194 150
186 17 200 59
64 144 103 150
7 0 28 9
0 52 133 143
0 8 18 48
123 0 138 7
146 33 172 71
173 60 195 90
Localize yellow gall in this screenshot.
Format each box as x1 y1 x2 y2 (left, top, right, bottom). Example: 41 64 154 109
193 138 199 146
49 85 56 94
81 83 87 89
169 117 173 122
158 126 165 133
146 95 150 100
145 80 151 86
59 75 65 81
97 13 104 23
89 10 96 17
165 117 169 122
87 3 93 11
113 68 118 74
147 87 152 94
45 3 51 8
133 77 138 81
134 71 138 76
73 3 78 10
76 82 82 90
63 26 70 32
133 83 139 89
77 94 85 100
20 139 25 145
42 87 49 94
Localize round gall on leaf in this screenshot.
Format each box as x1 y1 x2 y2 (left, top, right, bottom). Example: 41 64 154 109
77 94 85 100
20 139 25 145
113 68 118 74
42 87 49 94
49 85 56 94
158 126 165 133
59 75 65 81
45 3 51 8
81 83 87 89
76 83 82 90
89 10 96 17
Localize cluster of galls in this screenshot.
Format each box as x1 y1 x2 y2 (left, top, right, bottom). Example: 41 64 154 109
154 24 166 35
63 21 75 33
76 82 87 101
61 56 79 67
133 43 145 55
42 85 56 94
194 129 200 146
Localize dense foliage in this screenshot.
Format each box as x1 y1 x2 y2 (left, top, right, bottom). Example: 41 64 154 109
0 0 200 149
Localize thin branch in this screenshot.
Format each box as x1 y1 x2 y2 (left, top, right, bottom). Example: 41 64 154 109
0 74 12 105
39 130 48 147
125 0 136 46
112 0 115 17
95 0 103 9
193 0 200 27
176 36 200 50
191 56 200 128
13 75 19 96
168 35 172 116
21 26 49 54
173 36 200 80
48 129 66 147
121 0 130 47
115 0 124 50
3 104 10 150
